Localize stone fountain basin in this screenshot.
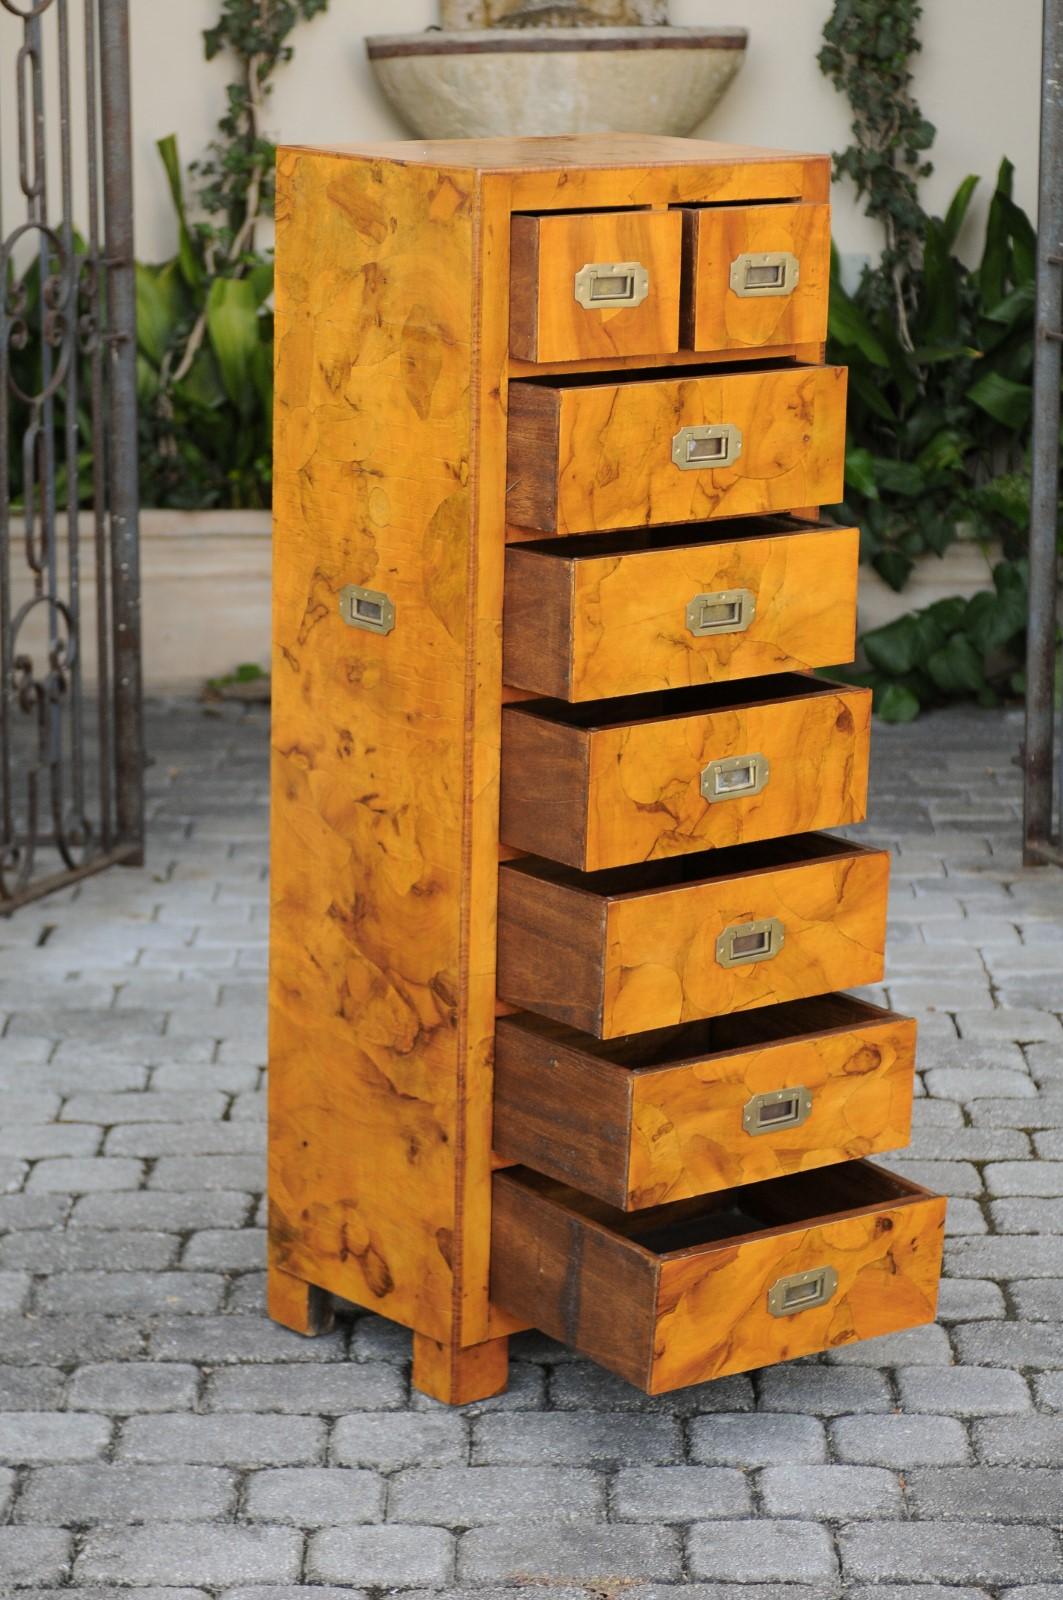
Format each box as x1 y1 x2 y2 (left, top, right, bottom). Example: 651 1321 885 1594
366 26 748 141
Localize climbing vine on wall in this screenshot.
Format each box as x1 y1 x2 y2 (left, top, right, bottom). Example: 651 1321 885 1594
818 0 935 345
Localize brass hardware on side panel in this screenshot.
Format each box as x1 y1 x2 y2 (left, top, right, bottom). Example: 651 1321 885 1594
730 250 800 298
715 916 784 969
767 1265 838 1317
701 752 770 804
573 260 649 310
742 1085 813 1137
671 423 743 472
338 584 395 637
685 587 756 637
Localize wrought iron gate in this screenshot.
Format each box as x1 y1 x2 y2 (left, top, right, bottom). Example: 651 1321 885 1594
1 0 143 911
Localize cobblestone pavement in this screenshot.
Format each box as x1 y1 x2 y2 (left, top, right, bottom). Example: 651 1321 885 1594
0 698 1061 1599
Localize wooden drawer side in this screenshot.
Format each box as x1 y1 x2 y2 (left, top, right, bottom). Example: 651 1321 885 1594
491 1166 659 1389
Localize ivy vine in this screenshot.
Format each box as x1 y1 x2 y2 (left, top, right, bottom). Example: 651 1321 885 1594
818 0 936 346
167 0 331 392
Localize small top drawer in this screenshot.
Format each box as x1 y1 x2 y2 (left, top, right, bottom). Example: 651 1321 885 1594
682 202 830 354
510 209 683 363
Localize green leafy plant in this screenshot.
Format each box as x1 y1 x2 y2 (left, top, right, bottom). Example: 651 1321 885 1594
137 1 329 508
828 160 1039 592
838 558 1029 721
9 3 332 512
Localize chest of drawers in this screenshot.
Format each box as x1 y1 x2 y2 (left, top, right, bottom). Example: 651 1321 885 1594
268 133 944 1404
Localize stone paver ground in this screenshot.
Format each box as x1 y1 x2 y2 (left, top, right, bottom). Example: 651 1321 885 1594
0 698 1061 1599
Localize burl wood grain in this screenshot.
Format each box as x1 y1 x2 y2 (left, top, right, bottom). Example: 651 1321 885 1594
493 998 916 1208
491 1163 945 1392
269 148 486 1346
506 364 848 534
650 1187 943 1391
411 1331 510 1404
267 1262 336 1337
496 836 890 1037
502 521 859 700
499 678 871 870
510 209 682 363
682 202 830 352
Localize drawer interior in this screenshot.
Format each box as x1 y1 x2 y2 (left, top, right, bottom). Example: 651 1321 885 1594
508 670 850 731
507 830 875 900
501 992 906 1073
512 1159 929 1260
511 514 825 561
514 355 800 391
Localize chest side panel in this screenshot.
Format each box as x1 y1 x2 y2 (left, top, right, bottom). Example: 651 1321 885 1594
269 149 476 1339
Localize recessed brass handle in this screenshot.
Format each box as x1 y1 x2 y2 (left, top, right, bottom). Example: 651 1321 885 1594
743 1085 813 1136
767 1265 838 1317
573 260 649 310
338 583 395 636
685 588 755 637
701 752 770 804
716 916 784 969
730 250 800 298
672 423 743 471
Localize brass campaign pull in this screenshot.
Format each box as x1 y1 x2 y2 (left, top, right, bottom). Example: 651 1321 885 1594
767 1265 838 1317
715 916 784 968
573 260 649 310
730 250 800 298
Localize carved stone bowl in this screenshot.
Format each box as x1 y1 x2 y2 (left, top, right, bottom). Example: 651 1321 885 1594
366 26 748 140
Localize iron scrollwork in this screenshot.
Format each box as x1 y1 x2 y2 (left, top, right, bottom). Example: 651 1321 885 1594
1 0 143 909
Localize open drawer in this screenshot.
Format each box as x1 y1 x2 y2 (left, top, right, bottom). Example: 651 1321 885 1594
491 1160 945 1393
496 831 889 1037
510 208 683 363
500 673 871 870
502 518 859 702
493 994 916 1208
681 201 830 353
506 361 847 536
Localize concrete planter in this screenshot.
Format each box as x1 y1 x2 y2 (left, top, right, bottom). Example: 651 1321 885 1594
9 509 271 695
857 540 1000 638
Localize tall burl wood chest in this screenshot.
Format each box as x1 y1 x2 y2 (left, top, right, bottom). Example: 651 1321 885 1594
268 134 945 1404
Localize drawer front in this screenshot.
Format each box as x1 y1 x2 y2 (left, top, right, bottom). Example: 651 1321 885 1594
510 209 682 363
682 203 830 353
497 835 889 1037
491 1162 945 1393
493 997 916 1209
500 677 871 870
507 364 847 535
503 521 859 701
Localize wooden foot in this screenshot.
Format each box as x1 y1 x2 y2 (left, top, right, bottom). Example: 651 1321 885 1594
412 1332 509 1405
268 1262 335 1337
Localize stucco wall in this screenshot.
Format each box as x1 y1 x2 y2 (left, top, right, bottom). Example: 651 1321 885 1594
134 0 1042 268
0 2 1043 269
